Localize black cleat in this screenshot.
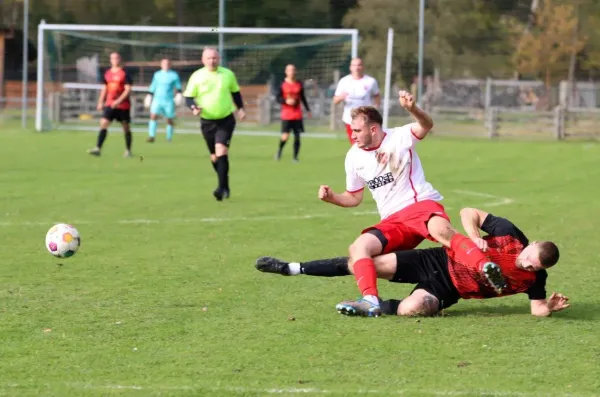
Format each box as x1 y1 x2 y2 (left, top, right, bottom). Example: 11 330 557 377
213 188 223 201
255 256 291 276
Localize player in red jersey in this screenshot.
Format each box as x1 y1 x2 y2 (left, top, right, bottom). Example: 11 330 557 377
256 207 569 317
87 52 134 158
275 64 311 162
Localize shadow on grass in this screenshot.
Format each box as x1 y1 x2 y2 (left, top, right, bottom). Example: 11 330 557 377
443 301 600 321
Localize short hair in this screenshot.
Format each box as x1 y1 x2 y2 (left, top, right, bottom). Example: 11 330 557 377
350 106 383 126
538 241 560 268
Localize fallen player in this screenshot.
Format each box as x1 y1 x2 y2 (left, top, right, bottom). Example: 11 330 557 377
256 207 569 317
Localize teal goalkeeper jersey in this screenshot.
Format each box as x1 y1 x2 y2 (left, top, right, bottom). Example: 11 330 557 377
149 69 182 102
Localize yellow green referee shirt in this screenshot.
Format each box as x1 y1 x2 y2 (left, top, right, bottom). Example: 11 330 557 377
183 66 240 120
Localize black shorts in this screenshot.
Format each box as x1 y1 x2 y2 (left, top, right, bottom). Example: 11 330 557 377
391 248 460 310
102 107 131 123
281 120 304 134
200 114 236 154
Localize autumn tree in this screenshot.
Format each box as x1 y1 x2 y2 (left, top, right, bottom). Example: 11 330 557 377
510 0 586 93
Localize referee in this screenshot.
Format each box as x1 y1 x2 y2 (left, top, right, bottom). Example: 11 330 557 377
184 47 246 201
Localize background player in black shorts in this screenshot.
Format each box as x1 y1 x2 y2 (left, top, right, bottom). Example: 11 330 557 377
88 52 133 158
275 64 311 162
255 207 569 317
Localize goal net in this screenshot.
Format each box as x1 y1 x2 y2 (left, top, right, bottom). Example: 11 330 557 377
35 23 358 132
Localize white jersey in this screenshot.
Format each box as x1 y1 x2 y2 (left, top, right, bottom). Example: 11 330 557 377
344 124 443 220
335 74 380 124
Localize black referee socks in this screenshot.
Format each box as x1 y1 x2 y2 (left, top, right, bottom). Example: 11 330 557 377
216 155 230 191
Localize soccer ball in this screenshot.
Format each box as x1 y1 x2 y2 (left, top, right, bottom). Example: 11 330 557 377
45 224 81 258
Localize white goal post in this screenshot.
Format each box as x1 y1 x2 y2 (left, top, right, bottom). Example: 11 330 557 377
35 21 359 132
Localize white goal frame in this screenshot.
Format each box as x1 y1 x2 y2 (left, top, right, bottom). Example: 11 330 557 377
35 21 359 131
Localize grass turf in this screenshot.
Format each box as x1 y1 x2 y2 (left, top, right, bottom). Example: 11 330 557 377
0 126 599 396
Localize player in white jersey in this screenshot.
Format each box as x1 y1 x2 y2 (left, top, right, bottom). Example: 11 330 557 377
317 92 497 317
333 58 380 144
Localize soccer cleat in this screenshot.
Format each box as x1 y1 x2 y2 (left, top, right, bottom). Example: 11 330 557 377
255 256 291 276
482 262 507 294
87 147 101 156
336 299 382 317
147 137 155 143
123 150 133 158
213 188 224 201
274 153 281 161
223 188 230 199
292 158 299 163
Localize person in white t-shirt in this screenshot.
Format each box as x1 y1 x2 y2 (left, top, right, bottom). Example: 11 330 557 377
316 92 496 317
333 58 380 144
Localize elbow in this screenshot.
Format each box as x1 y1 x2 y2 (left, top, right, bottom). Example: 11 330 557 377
531 310 552 318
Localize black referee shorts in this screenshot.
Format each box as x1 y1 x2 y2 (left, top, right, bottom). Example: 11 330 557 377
390 247 461 310
200 114 236 154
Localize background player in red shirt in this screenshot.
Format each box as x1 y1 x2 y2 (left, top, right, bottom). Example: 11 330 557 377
256 207 569 317
88 52 134 157
275 64 311 162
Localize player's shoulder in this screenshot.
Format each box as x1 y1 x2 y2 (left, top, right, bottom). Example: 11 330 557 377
388 124 413 136
338 74 352 84
363 74 378 83
218 66 235 75
344 143 362 162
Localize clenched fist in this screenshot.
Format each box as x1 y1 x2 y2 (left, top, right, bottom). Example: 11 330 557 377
318 185 334 202
399 90 415 111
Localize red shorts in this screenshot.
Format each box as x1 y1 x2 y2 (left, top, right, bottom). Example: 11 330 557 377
362 200 450 254
344 123 354 144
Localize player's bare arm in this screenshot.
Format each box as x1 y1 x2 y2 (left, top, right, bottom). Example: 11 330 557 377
112 84 132 108
399 90 433 139
97 85 107 111
531 293 570 317
318 185 363 208
333 93 348 104
460 207 490 251
374 93 381 108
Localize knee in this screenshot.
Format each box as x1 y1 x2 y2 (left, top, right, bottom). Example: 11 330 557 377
398 296 439 317
167 119 174 125
215 144 228 157
150 114 157 120
281 133 289 142
210 154 217 163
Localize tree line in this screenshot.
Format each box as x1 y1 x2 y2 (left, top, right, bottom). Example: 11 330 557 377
2 0 599 90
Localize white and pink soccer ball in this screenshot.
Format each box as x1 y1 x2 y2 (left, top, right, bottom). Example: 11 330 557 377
45 223 81 258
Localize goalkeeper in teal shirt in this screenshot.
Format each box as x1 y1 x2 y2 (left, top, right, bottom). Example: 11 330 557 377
144 58 183 142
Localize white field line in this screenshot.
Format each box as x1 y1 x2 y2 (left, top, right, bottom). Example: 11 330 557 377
0 190 514 227
3 382 576 397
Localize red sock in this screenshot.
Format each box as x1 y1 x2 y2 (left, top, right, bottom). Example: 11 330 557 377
450 234 489 269
353 258 379 297
345 124 354 144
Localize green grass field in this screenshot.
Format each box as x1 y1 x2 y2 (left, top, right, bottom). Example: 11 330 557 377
1 125 600 397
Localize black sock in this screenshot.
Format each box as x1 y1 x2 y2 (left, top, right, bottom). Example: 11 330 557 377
124 129 132 151
97 129 107 148
293 133 301 159
278 139 287 156
380 299 402 315
212 161 218 173
216 155 229 191
300 257 350 277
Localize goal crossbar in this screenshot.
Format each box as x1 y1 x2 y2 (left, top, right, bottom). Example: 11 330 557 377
35 21 359 131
